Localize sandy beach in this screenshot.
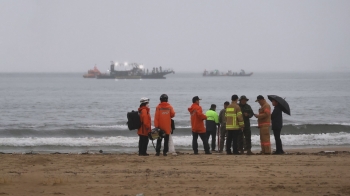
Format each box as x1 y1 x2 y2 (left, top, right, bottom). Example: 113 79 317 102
1 148 350 196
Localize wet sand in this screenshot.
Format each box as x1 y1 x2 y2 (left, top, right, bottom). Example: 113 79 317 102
1 147 350 196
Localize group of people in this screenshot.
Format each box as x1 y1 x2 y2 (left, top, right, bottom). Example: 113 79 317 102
137 94 176 156
136 93 285 156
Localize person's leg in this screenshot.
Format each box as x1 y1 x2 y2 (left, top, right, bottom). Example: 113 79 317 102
244 129 252 154
199 133 210 153
206 131 211 148
259 128 263 153
156 138 162 155
144 136 149 155
260 127 271 154
226 131 233 154
232 131 240 154
138 135 143 155
220 127 226 152
192 132 199 154
279 128 284 153
163 134 169 155
211 129 216 151
273 128 283 153
238 130 244 152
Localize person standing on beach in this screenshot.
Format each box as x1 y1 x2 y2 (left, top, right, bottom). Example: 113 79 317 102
254 95 272 155
225 95 245 155
218 101 230 153
188 96 211 154
238 95 254 155
205 104 219 152
154 94 175 156
138 97 152 156
271 99 285 154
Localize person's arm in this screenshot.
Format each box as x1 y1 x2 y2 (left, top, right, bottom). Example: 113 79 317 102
247 105 254 118
154 106 159 128
271 107 276 121
218 110 223 124
236 107 245 128
141 109 151 132
256 106 270 119
170 106 175 118
214 112 219 125
197 107 207 120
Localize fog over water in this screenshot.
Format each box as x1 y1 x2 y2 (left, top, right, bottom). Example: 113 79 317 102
1 1 350 73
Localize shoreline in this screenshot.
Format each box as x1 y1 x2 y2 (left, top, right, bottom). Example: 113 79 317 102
1 145 349 155
1 147 350 196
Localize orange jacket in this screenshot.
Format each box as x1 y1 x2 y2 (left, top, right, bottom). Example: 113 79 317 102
154 102 175 135
188 103 207 133
137 106 151 136
257 100 271 127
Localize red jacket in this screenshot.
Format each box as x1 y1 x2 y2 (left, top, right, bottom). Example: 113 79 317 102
137 106 151 136
154 102 175 135
188 103 207 133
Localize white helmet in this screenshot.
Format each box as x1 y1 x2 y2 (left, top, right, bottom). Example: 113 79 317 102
140 97 150 104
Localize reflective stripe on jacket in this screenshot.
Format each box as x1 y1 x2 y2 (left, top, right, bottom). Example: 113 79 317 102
257 100 271 127
225 101 244 130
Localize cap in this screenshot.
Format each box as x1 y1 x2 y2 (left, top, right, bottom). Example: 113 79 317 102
239 95 249 101
255 95 264 102
231 94 239 101
192 96 201 103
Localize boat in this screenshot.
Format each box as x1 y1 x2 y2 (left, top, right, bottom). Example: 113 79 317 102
203 69 253 77
95 61 174 79
83 66 101 78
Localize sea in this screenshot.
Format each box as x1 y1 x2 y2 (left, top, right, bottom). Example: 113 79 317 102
0 72 349 153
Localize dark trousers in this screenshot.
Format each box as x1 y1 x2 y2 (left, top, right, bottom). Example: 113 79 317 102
273 128 284 153
192 132 210 153
238 129 252 151
138 135 149 155
206 130 217 151
226 130 240 153
156 134 169 154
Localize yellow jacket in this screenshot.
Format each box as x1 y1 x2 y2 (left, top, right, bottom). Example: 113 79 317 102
225 101 244 130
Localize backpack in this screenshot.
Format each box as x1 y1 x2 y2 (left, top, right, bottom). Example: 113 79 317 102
127 110 141 130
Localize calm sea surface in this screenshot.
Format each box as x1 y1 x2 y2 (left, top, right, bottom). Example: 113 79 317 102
0 72 349 153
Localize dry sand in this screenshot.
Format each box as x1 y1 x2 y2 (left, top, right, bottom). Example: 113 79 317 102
1 148 350 196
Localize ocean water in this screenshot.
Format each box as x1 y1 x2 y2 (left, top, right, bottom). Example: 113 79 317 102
0 72 349 153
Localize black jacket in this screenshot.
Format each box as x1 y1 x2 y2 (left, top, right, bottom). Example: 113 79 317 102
271 105 283 130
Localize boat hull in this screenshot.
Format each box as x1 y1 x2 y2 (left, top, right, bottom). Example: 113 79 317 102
203 72 253 77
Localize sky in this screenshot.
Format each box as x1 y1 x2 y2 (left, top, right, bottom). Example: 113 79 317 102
0 0 350 73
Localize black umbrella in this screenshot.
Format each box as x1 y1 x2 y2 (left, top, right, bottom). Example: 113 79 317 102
267 95 291 115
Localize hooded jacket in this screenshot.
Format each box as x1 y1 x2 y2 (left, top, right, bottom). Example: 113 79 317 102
137 106 151 136
188 103 207 133
154 102 175 135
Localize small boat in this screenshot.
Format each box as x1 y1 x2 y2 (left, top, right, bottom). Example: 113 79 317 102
203 69 253 77
83 66 101 78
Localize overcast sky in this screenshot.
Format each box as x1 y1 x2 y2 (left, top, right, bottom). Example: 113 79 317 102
1 0 349 73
